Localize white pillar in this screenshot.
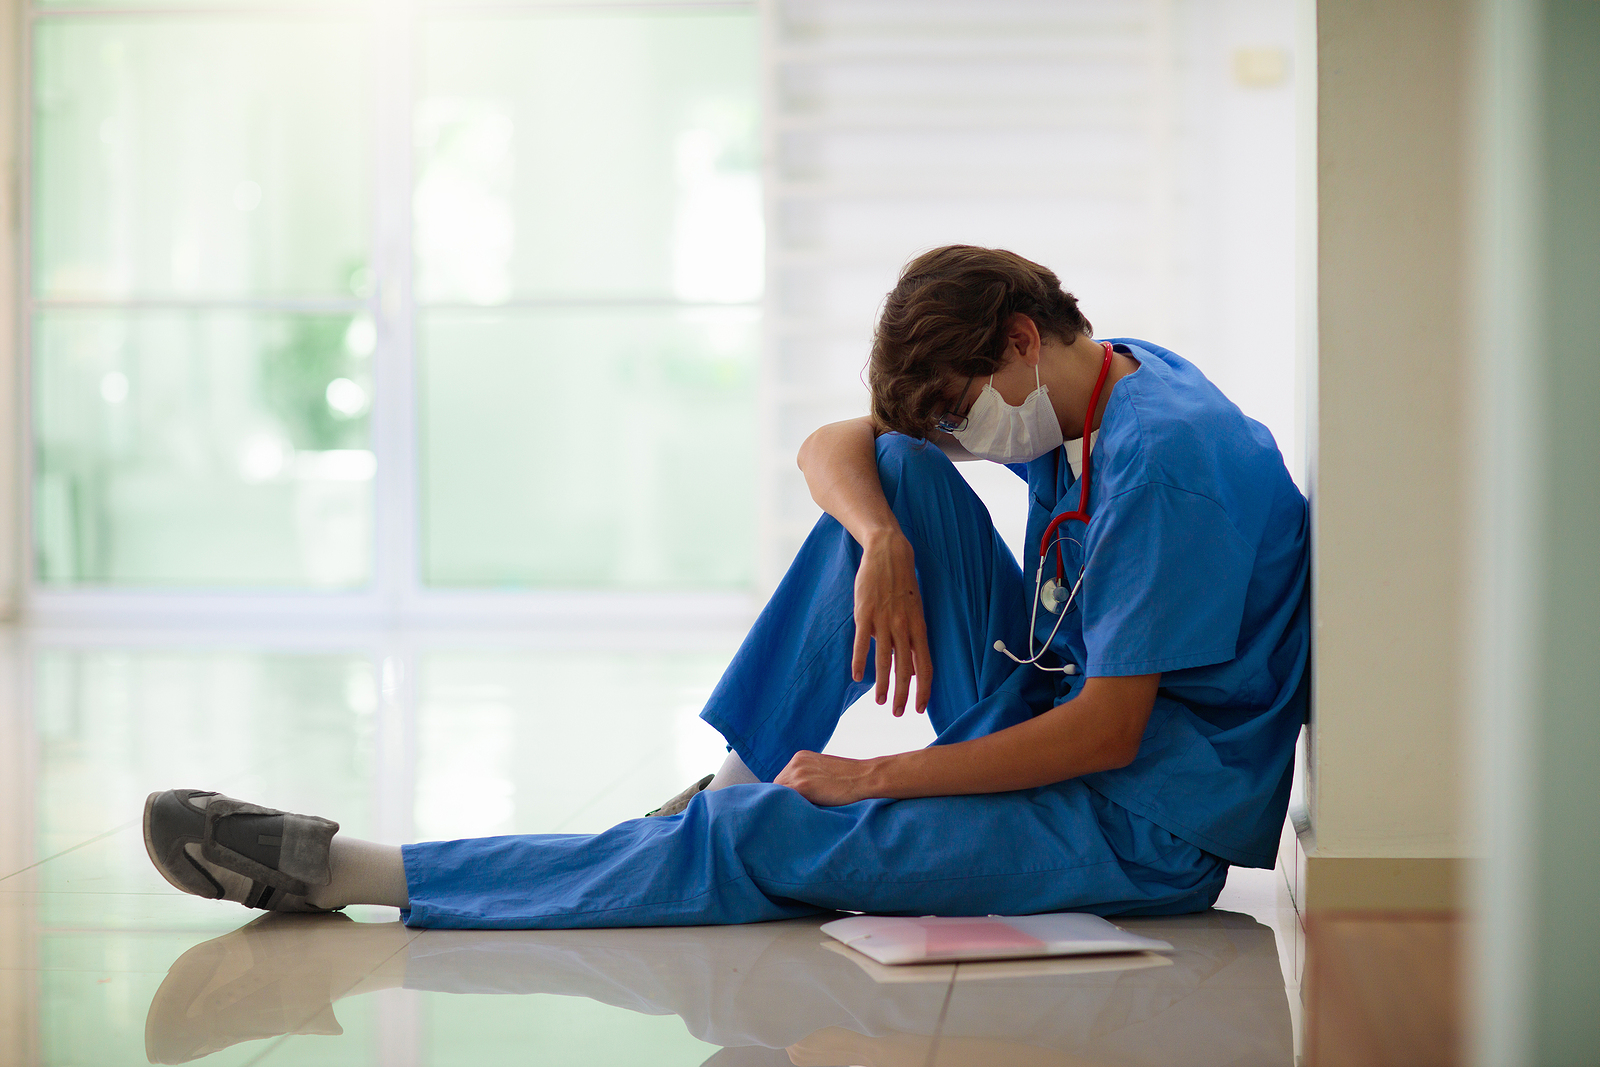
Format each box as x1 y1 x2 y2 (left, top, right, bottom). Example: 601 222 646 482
1300 0 1471 908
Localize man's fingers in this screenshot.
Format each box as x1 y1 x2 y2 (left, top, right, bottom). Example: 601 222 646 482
851 621 870 683
912 632 933 713
874 633 891 704
891 647 912 718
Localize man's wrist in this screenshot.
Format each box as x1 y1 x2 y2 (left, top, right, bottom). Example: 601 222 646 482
860 752 907 800
858 523 906 553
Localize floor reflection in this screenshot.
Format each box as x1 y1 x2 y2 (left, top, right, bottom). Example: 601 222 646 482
146 907 1292 1066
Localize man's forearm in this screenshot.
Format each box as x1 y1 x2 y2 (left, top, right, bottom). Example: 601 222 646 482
797 417 900 547
861 680 1157 798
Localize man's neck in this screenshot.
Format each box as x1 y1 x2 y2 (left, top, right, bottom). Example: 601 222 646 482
1047 335 1141 439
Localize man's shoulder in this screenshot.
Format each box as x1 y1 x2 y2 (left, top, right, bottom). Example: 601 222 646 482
1101 353 1296 520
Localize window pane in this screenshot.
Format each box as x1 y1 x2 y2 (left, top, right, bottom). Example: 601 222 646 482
420 307 756 588
417 12 760 303
34 310 374 587
33 20 369 299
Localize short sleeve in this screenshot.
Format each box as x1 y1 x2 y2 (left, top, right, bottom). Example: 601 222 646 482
1079 482 1254 676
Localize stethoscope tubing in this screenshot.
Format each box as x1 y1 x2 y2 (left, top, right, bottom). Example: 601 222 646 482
1038 341 1115 584
1001 341 1115 672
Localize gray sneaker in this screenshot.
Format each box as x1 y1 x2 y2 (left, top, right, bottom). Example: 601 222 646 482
644 773 715 817
143 789 341 912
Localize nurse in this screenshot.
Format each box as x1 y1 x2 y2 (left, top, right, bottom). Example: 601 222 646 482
143 245 1309 926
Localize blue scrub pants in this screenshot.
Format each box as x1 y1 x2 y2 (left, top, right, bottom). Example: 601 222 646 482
401 436 1228 929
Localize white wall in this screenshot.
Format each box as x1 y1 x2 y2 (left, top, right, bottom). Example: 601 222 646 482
1175 0 1300 484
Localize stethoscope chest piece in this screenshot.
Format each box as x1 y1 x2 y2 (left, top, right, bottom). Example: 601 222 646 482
1040 579 1066 614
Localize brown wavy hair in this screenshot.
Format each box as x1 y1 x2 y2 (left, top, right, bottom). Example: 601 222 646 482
868 246 1092 438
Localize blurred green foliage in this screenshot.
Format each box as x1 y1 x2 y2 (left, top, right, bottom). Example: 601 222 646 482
259 315 370 451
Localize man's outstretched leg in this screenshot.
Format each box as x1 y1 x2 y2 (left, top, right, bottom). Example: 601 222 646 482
397 770 1225 928
144 766 1224 926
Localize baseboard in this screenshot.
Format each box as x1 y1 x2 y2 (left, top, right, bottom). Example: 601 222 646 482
1279 817 1465 913
1300 855 1463 912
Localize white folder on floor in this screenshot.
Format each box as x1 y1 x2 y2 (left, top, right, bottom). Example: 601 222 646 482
820 912 1174 966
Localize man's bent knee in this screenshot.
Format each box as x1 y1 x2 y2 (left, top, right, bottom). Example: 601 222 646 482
874 433 962 497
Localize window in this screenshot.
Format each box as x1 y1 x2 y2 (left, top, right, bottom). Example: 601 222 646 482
24 0 761 601
21 0 1300 613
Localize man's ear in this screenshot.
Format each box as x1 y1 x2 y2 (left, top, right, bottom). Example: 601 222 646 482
1005 313 1042 367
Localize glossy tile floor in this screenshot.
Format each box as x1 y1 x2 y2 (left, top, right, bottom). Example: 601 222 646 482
0 629 1305 1066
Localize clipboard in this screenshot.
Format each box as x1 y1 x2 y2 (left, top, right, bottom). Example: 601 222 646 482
820 912 1174 966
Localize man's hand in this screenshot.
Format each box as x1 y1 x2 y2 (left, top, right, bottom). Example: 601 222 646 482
777 675 1162 806
853 531 932 716
796 416 933 716
774 751 879 806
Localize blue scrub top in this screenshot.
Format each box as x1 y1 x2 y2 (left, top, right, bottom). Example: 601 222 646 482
1011 339 1309 868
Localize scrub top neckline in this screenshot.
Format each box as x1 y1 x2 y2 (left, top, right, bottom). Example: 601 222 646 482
1063 431 1098 480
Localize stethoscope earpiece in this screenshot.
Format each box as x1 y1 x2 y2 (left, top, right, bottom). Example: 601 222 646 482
994 637 1076 674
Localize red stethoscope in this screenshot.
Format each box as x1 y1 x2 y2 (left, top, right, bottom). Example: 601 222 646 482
993 341 1115 674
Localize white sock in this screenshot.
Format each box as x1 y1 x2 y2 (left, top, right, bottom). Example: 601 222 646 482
705 750 761 792
306 836 410 910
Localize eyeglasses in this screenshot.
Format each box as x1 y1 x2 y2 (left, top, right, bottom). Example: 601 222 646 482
933 376 978 435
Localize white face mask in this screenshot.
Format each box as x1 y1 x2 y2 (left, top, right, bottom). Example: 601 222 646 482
950 363 1065 465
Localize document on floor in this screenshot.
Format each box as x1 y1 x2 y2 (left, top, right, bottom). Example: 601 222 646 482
821 912 1176 965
